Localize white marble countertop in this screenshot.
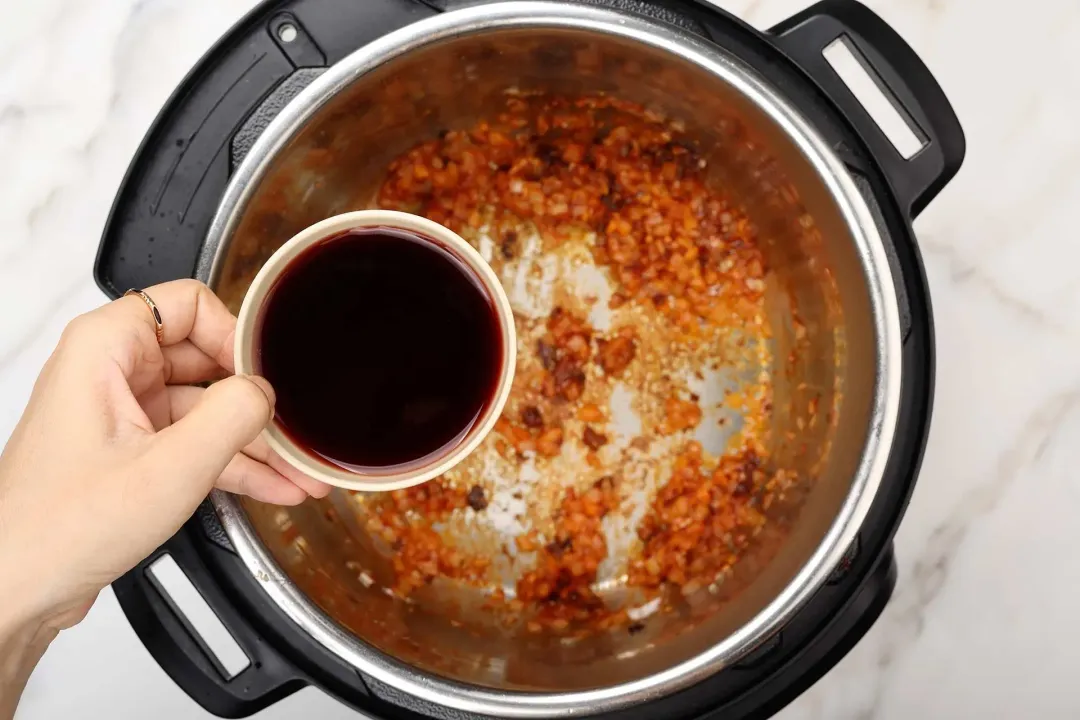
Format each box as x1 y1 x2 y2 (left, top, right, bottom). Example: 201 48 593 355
2 0 1069 718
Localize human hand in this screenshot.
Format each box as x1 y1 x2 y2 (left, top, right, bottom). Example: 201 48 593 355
0 279 330 647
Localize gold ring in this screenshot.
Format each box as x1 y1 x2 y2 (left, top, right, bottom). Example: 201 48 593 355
125 289 165 344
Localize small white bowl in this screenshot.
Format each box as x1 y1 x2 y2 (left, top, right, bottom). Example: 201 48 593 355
234 210 516 492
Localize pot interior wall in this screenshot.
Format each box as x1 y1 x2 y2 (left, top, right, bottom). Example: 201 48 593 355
212 25 877 692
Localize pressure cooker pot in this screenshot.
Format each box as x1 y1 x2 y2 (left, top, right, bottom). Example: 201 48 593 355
97 1 963 718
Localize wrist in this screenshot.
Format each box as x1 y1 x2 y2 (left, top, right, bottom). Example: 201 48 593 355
0 548 61 719
0 606 56 720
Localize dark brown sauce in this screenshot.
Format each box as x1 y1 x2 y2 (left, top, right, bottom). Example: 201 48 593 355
257 227 503 471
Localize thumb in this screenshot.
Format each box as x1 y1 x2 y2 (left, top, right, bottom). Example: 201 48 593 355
149 375 275 493
96 376 276 583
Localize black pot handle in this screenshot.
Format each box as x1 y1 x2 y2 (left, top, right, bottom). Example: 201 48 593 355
94 0 435 298
113 513 308 718
770 0 965 218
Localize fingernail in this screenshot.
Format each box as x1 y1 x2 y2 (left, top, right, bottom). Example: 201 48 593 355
246 375 277 411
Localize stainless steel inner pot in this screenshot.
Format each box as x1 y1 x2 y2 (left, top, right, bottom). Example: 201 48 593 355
202 3 902 716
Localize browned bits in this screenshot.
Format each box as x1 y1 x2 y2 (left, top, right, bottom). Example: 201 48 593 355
516 531 540 553
467 485 489 511
365 479 490 594
547 307 592 357
538 307 593 402
662 396 704 435
536 339 557 371
629 442 770 591
500 230 518 259
497 319 576 455
386 480 468 516
521 405 544 428
597 332 637 376
496 416 536 455
548 359 586 402
578 403 605 423
378 95 766 336
368 93 782 632
545 536 573 558
536 426 565 457
582 426 608 451
516 476 623 630
594 474 617 494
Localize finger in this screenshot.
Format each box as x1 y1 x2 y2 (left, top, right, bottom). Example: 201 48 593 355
168 385 329 498
93 279 237 372
242 434 333 498
216 453 308 505
162 341 229 385
139 383 173 432
166 384 209 422
146 375 275 501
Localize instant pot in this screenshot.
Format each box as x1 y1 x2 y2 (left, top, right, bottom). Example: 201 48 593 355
95 0 963 718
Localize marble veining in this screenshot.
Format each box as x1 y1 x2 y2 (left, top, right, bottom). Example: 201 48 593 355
3 0 1077 718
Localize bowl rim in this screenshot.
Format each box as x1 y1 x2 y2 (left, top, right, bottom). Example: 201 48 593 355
233 209 517 492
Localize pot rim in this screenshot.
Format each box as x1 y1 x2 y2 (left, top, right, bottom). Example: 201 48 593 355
205 3 902 716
